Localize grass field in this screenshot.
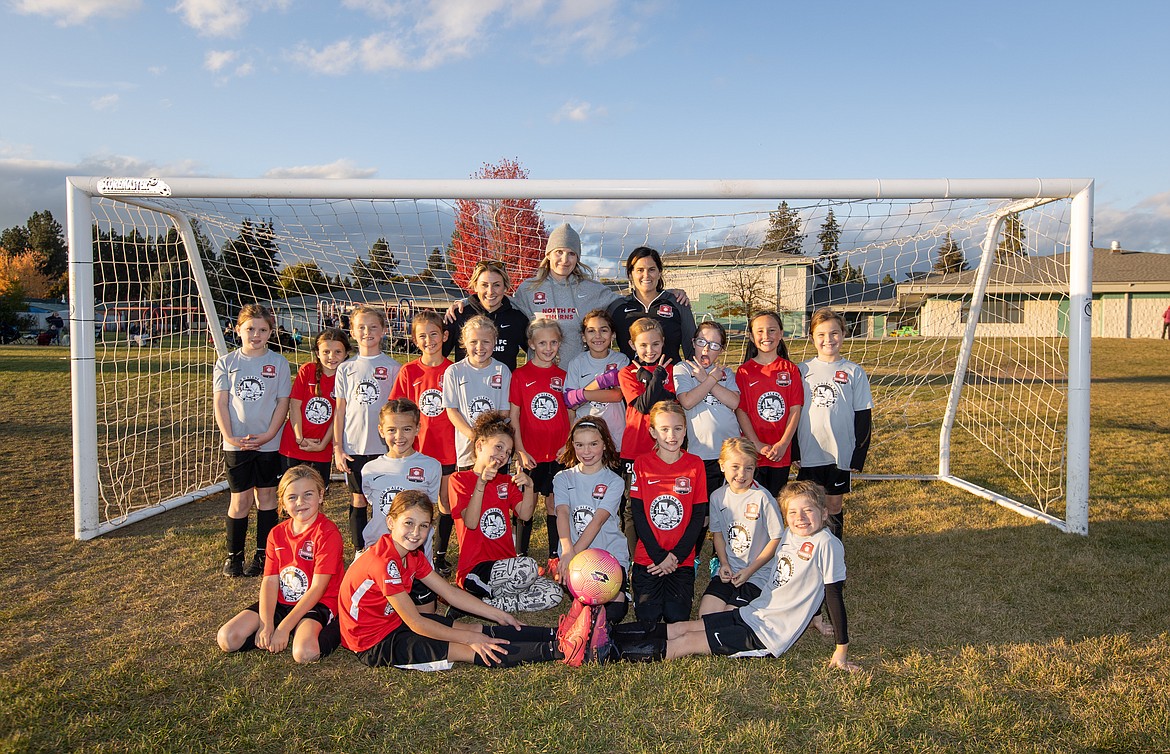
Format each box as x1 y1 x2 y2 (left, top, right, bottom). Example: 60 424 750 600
1 340 1168 753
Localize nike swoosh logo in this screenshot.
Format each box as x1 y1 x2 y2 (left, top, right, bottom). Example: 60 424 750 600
273 546 285 550
647 479 660 484
525 381 536 387
624 307 639 313
412 381 422 387
749 381 759 387
500 324 511 329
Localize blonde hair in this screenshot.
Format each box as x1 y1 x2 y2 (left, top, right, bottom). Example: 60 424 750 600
351 304 389 329
648 399 686 427
778 480 827 519
526 317 563 344
277 465 325 512
719 437 758 465
468 259 512 293
460 314 497 349
628 317 664 341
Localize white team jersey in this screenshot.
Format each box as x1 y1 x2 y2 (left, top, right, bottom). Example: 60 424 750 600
213 349 292 452
672 362 741 460
335 354 401 456
796 357 873 470
359 450 443 558
441 358 512 467
565 350 630 452
552 465 629 570
739 527 845 657
708 483 784 590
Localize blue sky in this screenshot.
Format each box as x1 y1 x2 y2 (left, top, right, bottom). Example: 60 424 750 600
2 0 1169 252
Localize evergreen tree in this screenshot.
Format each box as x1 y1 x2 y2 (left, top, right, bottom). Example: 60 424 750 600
760 201 805 256
279 262 331 296
995 213 1026 263
933 232 968 274
216 218 281 310
816 209 843 283
352 237 403 287
881 273 895 285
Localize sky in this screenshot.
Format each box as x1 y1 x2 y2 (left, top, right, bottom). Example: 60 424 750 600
2 0 1169 256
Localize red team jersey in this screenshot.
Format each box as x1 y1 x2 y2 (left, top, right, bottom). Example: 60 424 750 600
338 535 433 652
630 451 708 568
734 357 805 467
278 363 338 462
449 470 523 585
509 362 571 464
263 513 345 615
390 359 457 466
618 363 676 459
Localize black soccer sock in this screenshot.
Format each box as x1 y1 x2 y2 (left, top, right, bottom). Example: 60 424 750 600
436 513 454 556
349 505 368 550
827 511 845 542
614 635 667 663
255 508 278 555
545 513 560 558
483 624 557 642
226 515 248 556
515 517 534 557
604 599 630 625
472 640 558 667
611 620 667 642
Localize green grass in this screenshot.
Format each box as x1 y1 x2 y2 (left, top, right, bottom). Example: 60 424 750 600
1 341 1169 753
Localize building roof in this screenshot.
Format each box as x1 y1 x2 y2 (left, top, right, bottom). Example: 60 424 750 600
813 281 902 312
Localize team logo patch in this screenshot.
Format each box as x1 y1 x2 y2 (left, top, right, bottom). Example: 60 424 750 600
387 559 402 584
490 373 503 389
419 388 443 417
262 364 277 378
756 392 787 423
777 371 791 387
533 291 547 305
834 370 849 385
656 304 673 318
480 508 508 540
468 397 494 420
674 477 691 495
550 376 563 391
303 396 332 425
773 555 794 587
379 487 404 517
375 366 389 380
355 379 380 405
236 377 264 402
407 467 424 483
572 506 594 536
745 502 760 521
728 523 751 557
798 541 815 561
531 392 559 421
592 483 608 500
278 566 309 603
297 538 315 561
496 483 510 499
649 494 684 531
811 383 837 409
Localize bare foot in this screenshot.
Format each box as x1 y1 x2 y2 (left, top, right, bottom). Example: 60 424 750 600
810 615 835 637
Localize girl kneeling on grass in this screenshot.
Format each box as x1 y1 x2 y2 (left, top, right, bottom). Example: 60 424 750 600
338 490 568 670
608 480 859 672
216 466 345 663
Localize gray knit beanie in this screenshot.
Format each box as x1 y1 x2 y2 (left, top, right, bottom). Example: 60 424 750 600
546 223 581 255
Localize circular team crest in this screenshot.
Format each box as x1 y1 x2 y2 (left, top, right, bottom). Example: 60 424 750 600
379 486 404 517
236 377 264 402
773 555 795 588
386 559 401 581
572 506 594 537
649 494 684 531
278 565 309 602
757 391 786 422
356 379 380 405
727 523 751 557
811 383 837 409
468 397 494 420
419 388 444 417
304 396 332 424
531 392 559 421
703 392 720 406
480 508 509 540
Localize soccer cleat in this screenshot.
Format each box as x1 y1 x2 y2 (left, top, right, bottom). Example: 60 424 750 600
433 553 453 578
557 600 592 667
585 605 611 663
222 553 244 578
546 556 560 583
243 552 265 578
709 556 720 579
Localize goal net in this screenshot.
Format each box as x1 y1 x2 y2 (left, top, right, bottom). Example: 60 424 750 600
66 178 1093 539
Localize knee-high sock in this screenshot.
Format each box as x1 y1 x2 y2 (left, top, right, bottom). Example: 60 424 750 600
610 620 667 642
515 517 534 557
472 640 558 667
226 515 248 556
545 513 560 558
483 624 556 642
436 513 454 556
255 509 278 555
827 511 844 542
604 599 630 625
614 635 667 663
349 505 368 550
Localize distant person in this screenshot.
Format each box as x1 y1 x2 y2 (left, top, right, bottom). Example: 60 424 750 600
46 313 64 345
1162 305 1170 339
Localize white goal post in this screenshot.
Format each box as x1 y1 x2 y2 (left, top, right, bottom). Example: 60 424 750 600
66 177 1093 539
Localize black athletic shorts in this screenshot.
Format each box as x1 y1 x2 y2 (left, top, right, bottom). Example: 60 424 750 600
529 460 564 497
796 464 851 495
225 450 282 493
753 465 791 498
703 610 769 657
356 613 456 669
345 453 381 494
631 563 695 624
241 601 341 657
280 456 333 488
410 576 436 606
702 458 724 499
441 463 457 476
702 578 763 609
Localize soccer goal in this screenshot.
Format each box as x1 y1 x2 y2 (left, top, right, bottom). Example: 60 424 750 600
66 177 1093 539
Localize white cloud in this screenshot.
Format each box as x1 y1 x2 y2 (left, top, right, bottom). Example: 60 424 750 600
172 0 249 36
90 94 120 111
204 49 237 72
1097 192 1170 253
552 99 607 123
12 0 140 25
147 65 167 76
290 39 360 75
263 159 378 180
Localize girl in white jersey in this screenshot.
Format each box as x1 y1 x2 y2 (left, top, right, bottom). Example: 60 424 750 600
563 308 630 455
442 315 512 470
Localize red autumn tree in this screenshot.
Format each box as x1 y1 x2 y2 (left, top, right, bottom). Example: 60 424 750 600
450 158 548 293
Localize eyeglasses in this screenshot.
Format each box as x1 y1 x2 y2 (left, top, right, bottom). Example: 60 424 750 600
694 337 723 352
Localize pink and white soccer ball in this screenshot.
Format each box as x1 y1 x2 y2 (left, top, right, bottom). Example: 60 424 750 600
566 548 623 605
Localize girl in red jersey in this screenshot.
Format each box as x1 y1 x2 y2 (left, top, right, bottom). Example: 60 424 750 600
390 311 458 575
216 466 345 663
617 317 676 483
339 490 572 670
629 400 708 624
279 328 352 485
448 412 563 613
509 318 572 569
734 311 804 497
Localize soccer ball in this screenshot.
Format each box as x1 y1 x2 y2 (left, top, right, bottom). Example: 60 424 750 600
566 548 623 605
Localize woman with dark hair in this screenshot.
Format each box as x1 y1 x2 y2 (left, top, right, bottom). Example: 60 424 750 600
444 259 530 371
608 246 697 365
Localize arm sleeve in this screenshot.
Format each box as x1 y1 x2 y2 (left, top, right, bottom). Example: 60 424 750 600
670 503 708 561
850 408 872 471
631 367 672 414
631 499 669 564
824 580 849 646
